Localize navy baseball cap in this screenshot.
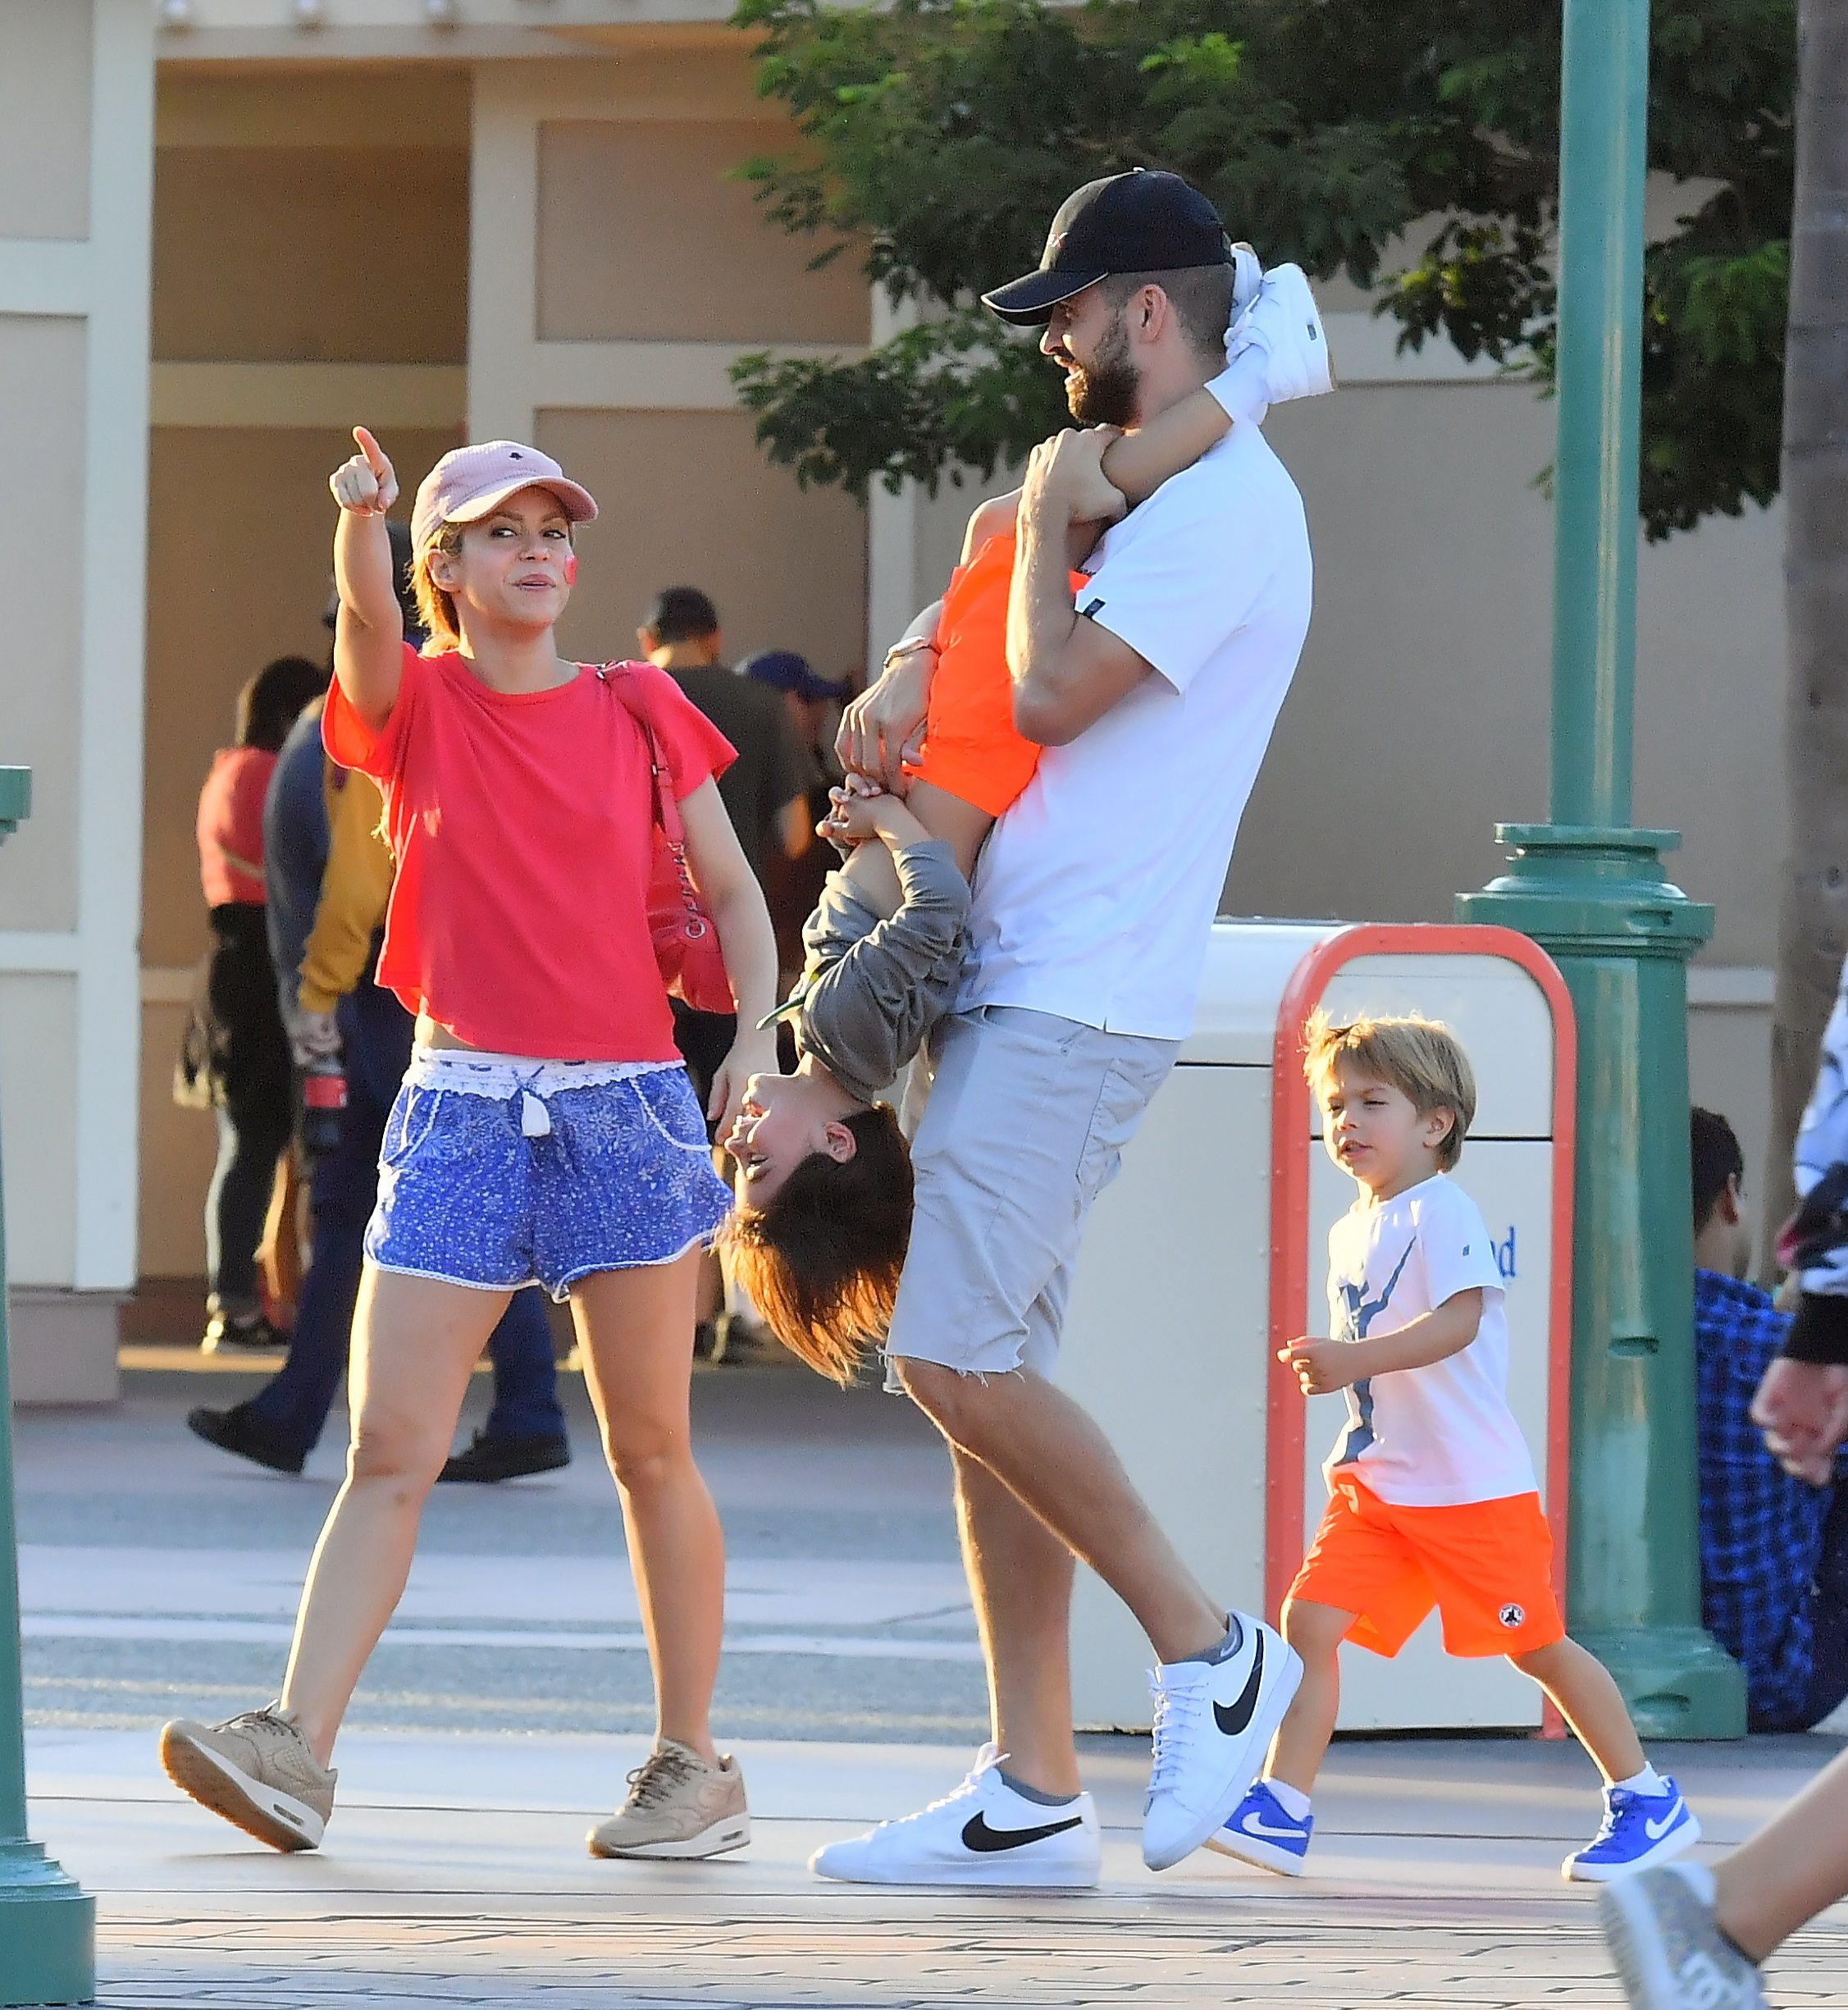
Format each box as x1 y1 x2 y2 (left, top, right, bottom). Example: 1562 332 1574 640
741 650 842 704
981 169 1233 326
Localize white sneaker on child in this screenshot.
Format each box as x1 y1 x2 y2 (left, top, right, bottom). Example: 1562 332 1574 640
1221 263 1335 419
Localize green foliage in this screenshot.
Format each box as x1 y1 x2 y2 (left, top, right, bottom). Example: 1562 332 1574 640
728 0 1795 537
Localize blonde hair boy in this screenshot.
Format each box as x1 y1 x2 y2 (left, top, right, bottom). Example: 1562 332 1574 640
1208 1008 1703 1886
1303 1008 1475 1172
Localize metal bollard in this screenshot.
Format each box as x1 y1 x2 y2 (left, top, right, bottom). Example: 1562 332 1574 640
0 770 94 2003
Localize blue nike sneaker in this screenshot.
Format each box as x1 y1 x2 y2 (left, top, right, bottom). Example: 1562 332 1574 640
1205 1779 1313 1876
1563 1777 1701 1883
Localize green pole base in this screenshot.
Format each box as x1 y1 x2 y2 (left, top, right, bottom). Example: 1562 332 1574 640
1571 1627 1749 1743
1459 823 1746 1741
0 1844 94 2006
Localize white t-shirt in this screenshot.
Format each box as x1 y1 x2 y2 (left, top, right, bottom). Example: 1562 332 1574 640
1321 1173 1537 1508
956 419 1312 1039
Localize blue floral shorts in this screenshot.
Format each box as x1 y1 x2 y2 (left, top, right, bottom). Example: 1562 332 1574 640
365 1050 732 1300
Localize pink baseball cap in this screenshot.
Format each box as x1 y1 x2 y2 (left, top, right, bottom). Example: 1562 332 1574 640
411 440 598 554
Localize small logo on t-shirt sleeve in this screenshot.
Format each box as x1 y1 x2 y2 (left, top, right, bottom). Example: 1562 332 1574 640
1079 596 1106 619
1499 1603 1526 1629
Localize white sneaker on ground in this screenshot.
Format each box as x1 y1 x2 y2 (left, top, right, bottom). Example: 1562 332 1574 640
1142 1615 1303 1871
1218 263 1335 422
809 1743 1100 1889
1599 1861 1768 2008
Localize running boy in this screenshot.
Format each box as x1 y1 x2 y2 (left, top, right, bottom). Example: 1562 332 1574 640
1213 1010 1702 1883
723 261 1331 1377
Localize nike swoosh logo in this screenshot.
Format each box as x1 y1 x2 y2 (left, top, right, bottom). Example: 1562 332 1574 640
961 1811 1084 1854
1241 1811 1303 1841
1213 1635 1265 1736
1645 1802 1684 1841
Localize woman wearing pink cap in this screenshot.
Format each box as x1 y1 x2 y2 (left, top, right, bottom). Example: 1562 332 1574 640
159 428 779 1863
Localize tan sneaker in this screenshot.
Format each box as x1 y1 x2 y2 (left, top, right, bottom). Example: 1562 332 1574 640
587 1738 750 1860
159 1703 335 1852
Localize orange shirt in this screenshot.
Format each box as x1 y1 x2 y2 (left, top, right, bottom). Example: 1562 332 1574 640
196 747 276 907
324 645 734 1062
905 531 1087 820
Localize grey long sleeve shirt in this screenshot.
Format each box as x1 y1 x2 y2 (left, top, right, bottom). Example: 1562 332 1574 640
793 838 971 1106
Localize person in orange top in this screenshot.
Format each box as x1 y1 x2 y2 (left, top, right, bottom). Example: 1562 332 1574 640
182 654 326 1351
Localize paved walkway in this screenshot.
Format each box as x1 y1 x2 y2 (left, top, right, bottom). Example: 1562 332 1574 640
30 1724 1848 2006
18 1365 1848 2003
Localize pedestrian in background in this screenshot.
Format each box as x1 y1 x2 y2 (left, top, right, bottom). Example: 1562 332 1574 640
637 588 816 1108
179 653 326 1351
740 649 845 996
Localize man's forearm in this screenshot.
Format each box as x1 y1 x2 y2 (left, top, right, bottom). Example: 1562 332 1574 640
1006 504 1079 704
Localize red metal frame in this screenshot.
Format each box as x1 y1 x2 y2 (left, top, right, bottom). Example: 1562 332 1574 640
1264 925 1578 1728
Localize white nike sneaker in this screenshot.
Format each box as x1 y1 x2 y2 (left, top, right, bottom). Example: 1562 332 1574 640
1219 263 1335 420
809 1743 1100 1889
1142 1615 1303 1872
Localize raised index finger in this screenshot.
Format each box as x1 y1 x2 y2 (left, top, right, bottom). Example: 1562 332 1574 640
353 426 388 474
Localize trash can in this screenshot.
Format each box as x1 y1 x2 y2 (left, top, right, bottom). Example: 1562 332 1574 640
1060 920 1576 1734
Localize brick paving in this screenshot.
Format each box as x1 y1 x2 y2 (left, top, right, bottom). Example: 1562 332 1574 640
86 1892 1848 2007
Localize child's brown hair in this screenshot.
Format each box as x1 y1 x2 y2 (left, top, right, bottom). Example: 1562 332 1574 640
720 1104 914 1384
1303 1008 1476 1172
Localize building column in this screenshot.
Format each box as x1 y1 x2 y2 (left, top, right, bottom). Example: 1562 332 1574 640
0 0 154 1401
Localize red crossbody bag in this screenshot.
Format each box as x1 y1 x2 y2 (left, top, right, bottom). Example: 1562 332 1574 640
599 662 735 1016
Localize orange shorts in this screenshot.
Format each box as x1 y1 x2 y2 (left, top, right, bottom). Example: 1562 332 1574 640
1289 1475 1564 1659
904 531 1088 820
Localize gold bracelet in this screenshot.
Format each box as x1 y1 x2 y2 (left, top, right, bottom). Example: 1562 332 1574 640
883 636 938 666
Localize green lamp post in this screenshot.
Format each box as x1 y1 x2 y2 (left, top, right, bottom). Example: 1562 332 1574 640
0 770 94 2003
1457 2 1745 1735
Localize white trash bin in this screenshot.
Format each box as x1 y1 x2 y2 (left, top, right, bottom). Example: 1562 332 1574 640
1057 920 1576 1734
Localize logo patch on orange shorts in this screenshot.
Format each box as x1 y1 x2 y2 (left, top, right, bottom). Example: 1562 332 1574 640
1499 1603 1526 1629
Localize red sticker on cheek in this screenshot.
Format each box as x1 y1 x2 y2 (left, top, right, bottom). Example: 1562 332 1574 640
564 555 578 586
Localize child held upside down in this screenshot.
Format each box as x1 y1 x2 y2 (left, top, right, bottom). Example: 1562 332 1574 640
720 263 1331 1382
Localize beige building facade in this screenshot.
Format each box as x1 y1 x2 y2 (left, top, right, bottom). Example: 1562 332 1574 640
0 1 1786 1399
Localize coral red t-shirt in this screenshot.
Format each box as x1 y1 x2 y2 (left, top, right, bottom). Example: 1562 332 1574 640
196 747 276 907
323 644 734 1062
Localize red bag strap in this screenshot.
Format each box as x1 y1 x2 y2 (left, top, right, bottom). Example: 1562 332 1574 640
598 662 687 847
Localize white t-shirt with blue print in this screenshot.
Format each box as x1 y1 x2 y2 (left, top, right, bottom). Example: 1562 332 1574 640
1322 1172 1536 1508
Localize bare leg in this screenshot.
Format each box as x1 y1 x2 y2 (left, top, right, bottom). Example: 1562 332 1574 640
571 1253 723 1766
953 1448 1080 1796
899 1364 1225 1706
280 1268 509 1765
1511 1637 1646 1784
1265 1599 1354 1796
1709 1743 1848 1962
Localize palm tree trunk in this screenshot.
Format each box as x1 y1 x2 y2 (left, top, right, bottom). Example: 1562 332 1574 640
1763 0 1848 1274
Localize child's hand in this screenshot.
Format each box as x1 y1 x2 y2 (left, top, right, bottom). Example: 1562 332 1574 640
1023 427 1128 530
331 427 399 516
820 783 891 847
708 1028 778 1140
1280 1338 1355 1396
